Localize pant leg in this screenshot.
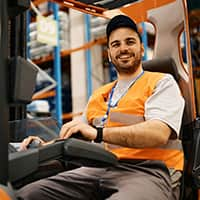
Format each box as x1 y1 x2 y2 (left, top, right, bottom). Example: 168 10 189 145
16 167 107 200
102 161 174 200
16 160 178 200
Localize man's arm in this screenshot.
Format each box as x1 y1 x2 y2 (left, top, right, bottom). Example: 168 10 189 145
103 119 171 148
59 119 171 148
102 74 184 148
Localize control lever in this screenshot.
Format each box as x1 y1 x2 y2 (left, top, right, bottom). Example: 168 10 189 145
27 139 42 149
27 131 88 149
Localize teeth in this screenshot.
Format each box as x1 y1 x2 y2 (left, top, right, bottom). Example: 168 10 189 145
119 55 130 59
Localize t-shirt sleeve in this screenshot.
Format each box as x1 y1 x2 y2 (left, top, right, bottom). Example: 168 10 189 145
81 108 88 124
80 99 91 124
145 74 185 137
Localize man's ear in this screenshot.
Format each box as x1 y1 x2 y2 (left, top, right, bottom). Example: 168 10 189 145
107 49 111 62
141 44 145 57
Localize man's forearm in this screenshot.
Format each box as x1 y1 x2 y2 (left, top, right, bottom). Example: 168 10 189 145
103 120 171 148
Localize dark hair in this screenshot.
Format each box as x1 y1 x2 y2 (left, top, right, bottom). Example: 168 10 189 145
106 15 142 43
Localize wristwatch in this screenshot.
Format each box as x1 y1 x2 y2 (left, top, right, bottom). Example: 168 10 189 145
94 127 103 143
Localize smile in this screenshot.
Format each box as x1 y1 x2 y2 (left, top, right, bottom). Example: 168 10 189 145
118 55 132 59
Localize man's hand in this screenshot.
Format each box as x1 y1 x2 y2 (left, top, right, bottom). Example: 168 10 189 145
19 120 97 151
59 120 97 141
19 136 46 151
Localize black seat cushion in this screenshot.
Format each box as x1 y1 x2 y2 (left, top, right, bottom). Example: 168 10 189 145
142 57 180 82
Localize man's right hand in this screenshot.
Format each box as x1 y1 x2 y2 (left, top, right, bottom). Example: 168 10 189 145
19 136 46 151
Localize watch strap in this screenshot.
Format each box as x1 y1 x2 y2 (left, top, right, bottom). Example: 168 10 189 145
94 127 103 143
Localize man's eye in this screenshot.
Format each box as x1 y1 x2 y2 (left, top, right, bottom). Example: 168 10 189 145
111 43 120 48
127 40 135 45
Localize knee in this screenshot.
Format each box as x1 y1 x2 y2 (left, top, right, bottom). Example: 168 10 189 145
16 182 43 200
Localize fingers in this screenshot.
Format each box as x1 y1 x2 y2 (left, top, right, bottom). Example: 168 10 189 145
59 120 81 139
59 120 97 141
19 137 32 151
19 136 45 151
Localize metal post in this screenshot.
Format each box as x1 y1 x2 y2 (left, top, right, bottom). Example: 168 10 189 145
52 3 63 126
84 14 92 99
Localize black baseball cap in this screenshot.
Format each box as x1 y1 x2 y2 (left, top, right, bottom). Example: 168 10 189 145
106 15 142 43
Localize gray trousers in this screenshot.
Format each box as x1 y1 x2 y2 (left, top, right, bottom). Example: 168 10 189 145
16 160 179 200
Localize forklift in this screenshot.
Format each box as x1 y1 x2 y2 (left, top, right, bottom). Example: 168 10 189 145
0 0 200 199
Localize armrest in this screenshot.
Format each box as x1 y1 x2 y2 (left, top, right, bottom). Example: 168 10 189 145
63 138 118 167
9 141 65 183
9 138 118 183
39 138 118 166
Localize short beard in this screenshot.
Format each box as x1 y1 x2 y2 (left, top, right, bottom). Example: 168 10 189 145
114 53 142 75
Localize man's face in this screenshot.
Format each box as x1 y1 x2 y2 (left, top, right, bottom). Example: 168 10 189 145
108 27 144 75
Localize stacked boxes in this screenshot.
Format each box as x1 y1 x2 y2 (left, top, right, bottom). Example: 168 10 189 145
90 16 108 39
28 11 70 60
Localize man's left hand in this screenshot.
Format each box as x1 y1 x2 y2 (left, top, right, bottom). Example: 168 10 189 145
59 120 97 141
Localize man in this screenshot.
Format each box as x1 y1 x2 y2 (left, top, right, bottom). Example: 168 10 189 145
17 15 184 200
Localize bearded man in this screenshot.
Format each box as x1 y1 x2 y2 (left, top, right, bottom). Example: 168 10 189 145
17 15 184 200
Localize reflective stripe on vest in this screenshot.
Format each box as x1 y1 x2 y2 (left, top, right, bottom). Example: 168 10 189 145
86 71 183 170
109 147 183 171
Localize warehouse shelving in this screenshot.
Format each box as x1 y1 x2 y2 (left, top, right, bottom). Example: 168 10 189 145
32 36 106 65
30 1 108 123
31 0 200 121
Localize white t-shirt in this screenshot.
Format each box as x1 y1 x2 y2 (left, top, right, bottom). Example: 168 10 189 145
144 74 184 136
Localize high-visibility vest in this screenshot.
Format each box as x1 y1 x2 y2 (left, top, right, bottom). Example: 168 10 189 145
86 71 183 170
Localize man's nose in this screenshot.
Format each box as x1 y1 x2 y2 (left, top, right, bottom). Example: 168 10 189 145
119 43 129 52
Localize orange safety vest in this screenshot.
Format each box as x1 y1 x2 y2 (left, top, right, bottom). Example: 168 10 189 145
86 71 183 171
0 189 11 200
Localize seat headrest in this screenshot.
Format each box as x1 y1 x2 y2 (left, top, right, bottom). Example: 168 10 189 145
142 57 180 82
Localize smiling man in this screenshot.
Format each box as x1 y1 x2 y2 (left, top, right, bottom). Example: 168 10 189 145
17 15 185 200
107 23 143 76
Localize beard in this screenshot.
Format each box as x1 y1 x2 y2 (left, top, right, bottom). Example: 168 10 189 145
111 51 142 75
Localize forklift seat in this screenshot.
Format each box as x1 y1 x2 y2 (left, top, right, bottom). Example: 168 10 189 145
142 57 180 82
143 57 200 200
